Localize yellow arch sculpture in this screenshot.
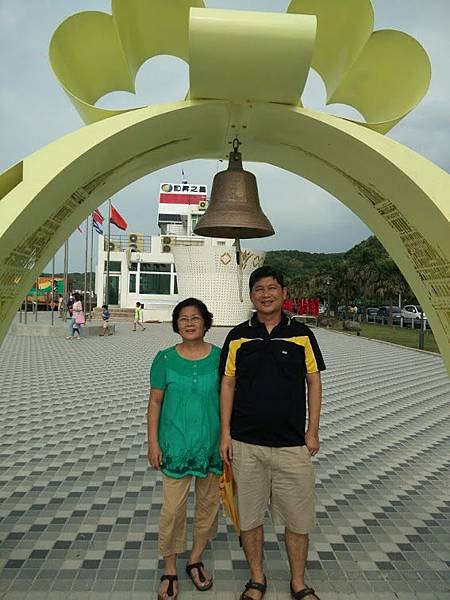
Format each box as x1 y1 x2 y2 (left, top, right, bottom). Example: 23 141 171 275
0 2 449 372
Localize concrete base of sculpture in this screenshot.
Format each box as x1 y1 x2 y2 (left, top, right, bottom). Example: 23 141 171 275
9 323 116 338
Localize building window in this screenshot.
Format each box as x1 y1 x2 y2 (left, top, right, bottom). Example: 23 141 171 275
140 273 171 294
104 261 121 272
158 213 182 224
140 262 171 272
129 262 138 271
129 274 136 293
174 275 178 294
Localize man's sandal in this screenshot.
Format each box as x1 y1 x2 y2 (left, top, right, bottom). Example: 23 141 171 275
239 576 267 600
186 562 213 591
158 574 178 599
290 583 321 600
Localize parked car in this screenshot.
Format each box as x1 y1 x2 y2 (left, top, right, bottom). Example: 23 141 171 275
376 306 402 324
402 305 427 321
366 307 379 319
401 304 430 329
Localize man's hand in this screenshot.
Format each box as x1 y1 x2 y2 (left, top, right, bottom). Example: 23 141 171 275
220 432 233 465
305 429 320 456
148 443 163 469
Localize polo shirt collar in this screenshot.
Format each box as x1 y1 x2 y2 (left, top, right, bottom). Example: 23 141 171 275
249 311 291 332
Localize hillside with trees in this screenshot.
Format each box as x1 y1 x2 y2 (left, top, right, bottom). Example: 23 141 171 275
265 236 415 309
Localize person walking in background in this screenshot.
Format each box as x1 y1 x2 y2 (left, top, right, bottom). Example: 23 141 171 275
57 294 64 318
67 293 84 340
148 298 222 599
133 302 146 331
100 304 112 336
67 294 75 317
220 266 325 600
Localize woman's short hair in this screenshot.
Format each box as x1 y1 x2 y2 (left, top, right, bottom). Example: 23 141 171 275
172 298 213 333
73 292 81 301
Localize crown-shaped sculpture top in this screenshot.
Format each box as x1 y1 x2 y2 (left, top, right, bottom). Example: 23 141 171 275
50 0 431 134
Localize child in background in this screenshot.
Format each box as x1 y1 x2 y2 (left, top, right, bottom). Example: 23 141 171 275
100 304 112 336
133 302 146 331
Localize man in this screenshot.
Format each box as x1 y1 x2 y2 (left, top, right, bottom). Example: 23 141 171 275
220 266 325 600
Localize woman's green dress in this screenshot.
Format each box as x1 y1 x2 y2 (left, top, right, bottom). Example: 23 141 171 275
150 345 222 479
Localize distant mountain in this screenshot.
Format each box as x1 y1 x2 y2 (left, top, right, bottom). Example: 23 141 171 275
264 249 344 282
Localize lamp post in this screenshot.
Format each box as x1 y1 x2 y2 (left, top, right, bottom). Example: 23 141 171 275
326 277 331 325
419 307 425 350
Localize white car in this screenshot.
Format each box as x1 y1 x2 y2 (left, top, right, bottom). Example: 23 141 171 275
401 305 427 321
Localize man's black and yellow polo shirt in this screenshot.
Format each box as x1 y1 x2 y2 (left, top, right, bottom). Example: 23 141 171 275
219 312 326 447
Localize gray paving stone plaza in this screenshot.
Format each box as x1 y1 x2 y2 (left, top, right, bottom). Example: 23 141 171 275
0 316 449 600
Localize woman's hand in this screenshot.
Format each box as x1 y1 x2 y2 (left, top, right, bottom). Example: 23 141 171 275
148 443 163 469
220 433 233 465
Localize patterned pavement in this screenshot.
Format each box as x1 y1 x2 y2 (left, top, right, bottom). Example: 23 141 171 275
0 315 449 600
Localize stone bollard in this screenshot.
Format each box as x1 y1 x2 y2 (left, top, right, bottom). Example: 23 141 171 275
343 320 362 336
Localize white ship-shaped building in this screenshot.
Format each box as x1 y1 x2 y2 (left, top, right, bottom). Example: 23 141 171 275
95 183 265 325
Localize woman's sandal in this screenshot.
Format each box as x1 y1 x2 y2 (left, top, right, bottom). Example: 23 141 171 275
290 582 321 600
239 576 267 600
186 561 213 591
158 574 178 599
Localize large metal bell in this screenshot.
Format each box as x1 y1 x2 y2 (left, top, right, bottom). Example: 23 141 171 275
194 146 274 239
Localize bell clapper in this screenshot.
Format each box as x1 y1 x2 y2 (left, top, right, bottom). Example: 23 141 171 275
232 137 241 159
235 237 243 302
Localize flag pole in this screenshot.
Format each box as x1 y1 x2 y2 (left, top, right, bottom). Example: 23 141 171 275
83 217 88 314
63 239 69 321
51 255 55 326
88 216 94 320
105 200 111 305
34 276 38 321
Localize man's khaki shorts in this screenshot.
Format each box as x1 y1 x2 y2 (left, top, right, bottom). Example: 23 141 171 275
231 439 315 534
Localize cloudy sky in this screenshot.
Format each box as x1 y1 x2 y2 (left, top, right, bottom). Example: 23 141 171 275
1 0 448 272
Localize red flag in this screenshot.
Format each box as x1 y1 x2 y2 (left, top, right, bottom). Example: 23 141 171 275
92 208 104 225
110 205 127 231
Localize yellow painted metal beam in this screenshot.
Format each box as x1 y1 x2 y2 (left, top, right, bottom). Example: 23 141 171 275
288 0 431 133
49 0 204 123
189 8 316 105
0 101 449 371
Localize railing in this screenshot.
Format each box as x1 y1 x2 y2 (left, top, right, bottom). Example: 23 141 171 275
104 234 231 254
292 314 319 328
366 314 429 329
104 235 152 253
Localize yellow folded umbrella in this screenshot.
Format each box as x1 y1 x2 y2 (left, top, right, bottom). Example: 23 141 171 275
219 463 241 541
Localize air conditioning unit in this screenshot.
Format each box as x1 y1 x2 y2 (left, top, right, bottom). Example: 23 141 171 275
162 236 174 253
105 241 120 252
198 200 208 211
128 232 144 252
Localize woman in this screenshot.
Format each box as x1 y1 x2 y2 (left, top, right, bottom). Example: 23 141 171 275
148 298 222 600
68 293 84 339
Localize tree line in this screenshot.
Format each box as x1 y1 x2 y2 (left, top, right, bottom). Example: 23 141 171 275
265 236 414 310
